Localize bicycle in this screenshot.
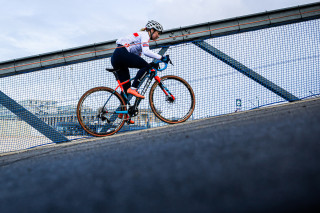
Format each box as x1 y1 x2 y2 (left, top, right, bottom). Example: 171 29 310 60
76 56 195 137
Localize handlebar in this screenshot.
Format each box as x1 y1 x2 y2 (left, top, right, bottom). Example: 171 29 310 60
158 63 168 71
151 57 173 71
155 61 168 71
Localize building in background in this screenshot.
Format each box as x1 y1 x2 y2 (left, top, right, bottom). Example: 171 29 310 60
0 100 161 136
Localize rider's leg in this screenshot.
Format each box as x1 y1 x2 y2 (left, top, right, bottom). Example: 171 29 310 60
111 47 131 99
124 56 149 99
131 67 149 88
122 55 149 89
117 67 131 100
111 46 149 98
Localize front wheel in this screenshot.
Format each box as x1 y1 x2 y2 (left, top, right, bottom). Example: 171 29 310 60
149 75 195 124
77 87 127 137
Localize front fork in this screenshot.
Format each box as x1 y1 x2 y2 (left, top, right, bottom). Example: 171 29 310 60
154 75 175 102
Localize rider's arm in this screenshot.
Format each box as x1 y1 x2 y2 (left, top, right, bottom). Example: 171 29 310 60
140 33 162 60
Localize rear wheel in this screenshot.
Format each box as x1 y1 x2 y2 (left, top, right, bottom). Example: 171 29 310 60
149 75 195 124
77 87 126 137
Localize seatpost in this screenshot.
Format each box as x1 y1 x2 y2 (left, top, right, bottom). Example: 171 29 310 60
112 71 120 81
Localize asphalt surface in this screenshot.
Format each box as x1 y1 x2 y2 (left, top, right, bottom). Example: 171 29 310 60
1 98 320 213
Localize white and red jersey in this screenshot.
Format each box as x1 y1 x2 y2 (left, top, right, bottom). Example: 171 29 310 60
116 31 162 60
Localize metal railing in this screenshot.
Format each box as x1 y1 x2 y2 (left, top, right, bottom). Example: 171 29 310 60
0 2 319 153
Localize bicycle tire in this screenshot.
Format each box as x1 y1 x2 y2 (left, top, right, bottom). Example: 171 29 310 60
149 75 195 124
77 87 127 137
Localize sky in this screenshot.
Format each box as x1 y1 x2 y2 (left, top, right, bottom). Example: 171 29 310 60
0 0 318 62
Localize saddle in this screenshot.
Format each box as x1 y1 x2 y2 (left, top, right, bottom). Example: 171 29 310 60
105 68 120 80
105 68 120 73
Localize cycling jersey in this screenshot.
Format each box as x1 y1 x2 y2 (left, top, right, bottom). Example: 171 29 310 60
116 31 162 60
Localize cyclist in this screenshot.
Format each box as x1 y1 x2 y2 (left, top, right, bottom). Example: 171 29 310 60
111 20 169 100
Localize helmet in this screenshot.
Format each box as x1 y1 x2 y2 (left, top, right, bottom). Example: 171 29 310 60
146 20 163 32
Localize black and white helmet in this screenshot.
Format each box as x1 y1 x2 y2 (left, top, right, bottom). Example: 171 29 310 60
146 20 163 33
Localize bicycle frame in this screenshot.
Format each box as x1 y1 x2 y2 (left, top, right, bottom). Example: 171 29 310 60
106 61 175 119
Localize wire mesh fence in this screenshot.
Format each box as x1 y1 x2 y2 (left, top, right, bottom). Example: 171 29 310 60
0 18 319 153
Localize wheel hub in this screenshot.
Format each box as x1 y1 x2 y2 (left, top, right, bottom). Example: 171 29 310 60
166 96 175 103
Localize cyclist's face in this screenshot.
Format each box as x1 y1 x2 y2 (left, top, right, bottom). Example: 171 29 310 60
150 29 161 40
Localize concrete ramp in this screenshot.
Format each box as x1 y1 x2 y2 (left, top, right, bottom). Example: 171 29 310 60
1 98 320 213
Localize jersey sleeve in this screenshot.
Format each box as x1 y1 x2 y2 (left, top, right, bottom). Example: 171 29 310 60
140 33 162 60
